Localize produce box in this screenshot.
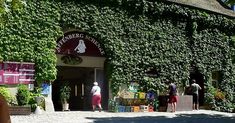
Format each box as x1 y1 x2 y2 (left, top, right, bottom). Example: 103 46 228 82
120 91 135 99
133 106 140 112
138 92 146 99
125 106 134 112
140 105 149 112
118 106 125 112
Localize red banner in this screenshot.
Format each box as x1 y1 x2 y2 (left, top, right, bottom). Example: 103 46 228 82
56 31 105 57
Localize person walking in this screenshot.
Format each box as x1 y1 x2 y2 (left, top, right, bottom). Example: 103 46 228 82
91 82 102 112
168 80 177 112
191 79 201 110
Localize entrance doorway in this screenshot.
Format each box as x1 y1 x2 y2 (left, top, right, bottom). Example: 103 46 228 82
190 71 204 106
52 66 106 111
54 31 107 111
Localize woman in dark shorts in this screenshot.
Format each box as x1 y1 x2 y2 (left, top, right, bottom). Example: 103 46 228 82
168 81 178 112
191 79 201 110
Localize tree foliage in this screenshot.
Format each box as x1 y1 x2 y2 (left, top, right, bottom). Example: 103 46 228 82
224 0 235 5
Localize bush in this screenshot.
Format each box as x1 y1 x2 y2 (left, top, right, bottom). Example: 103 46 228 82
0 86 15 105
204 86 216 106
16 84 30 106
214 89 225 101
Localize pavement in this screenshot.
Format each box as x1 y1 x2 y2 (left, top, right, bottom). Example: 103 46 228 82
10 110 235 123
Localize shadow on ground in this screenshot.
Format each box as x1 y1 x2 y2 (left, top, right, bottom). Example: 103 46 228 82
86 113 235 123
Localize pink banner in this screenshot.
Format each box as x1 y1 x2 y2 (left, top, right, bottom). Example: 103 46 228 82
0 62 35 84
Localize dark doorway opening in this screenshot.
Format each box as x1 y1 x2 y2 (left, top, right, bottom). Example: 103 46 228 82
52 66 108 111
52 66 94 111
190 71 204 106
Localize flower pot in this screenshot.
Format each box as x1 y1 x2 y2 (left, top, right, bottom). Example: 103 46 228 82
62 103 69 111
35 96 43 105
34 106 42 114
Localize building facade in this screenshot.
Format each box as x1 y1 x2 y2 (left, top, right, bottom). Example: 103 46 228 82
0 0 235 112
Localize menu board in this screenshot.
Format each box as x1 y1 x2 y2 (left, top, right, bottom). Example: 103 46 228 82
0 61 35 84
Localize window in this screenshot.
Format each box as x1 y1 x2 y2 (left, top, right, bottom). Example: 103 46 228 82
211 71 222 88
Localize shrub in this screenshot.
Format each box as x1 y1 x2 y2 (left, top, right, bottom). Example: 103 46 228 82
204 86 216 106
16 84 30 106
214 89 225 101
0 86 15 104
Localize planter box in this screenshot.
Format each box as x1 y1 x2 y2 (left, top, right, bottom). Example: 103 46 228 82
9 106 31 115
158 106 167 112
167 95 193 112
158 95 193 112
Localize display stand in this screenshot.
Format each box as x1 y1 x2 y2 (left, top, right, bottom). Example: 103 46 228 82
108 82 157 113
115 91 155 112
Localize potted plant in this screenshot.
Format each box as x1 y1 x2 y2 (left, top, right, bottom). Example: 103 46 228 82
30 87 44 114
60 82 71 111
33 87 44 105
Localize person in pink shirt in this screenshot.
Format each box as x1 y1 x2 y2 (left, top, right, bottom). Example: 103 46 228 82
91 82 102 112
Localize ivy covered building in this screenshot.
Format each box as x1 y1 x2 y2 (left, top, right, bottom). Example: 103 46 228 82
0 0 235 112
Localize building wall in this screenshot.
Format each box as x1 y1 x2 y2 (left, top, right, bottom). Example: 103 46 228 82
0 0 234 112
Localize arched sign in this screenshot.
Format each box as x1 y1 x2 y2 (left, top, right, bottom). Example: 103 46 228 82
56 31 105 57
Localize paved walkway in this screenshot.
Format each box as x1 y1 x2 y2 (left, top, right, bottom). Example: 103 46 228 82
10 110 235 123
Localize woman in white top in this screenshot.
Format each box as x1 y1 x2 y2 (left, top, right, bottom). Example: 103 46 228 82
91 82 102 112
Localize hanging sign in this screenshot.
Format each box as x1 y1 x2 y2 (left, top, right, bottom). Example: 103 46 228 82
56 31 105 57
0 61 35 84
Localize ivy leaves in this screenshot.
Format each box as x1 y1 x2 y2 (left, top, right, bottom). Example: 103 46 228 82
0 0 62 84
0 0 235 112
56 1 235 111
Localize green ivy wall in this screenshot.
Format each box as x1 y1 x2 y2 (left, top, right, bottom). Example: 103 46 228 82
0 0 235 112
